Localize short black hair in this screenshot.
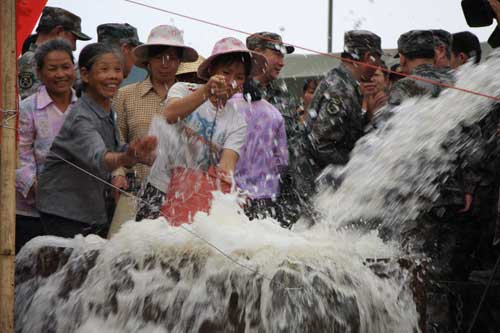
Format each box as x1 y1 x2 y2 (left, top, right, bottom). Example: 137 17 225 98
402 49 435 61
452 31 482 64
34 38 74 70
302 78 319 93
209 52 252 78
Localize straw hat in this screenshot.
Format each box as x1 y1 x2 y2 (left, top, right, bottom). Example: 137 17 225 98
176 55 205 76
197 37 267 81
134 25 198 68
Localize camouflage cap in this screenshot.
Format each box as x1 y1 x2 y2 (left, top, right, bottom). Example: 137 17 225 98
246 32 295 54
431 29 452 48
395 30 435 58
97 23 142 46
344 30 382 57
36 6 91 41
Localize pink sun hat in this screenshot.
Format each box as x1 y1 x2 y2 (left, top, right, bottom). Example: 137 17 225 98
134 25 198 67
197 37 268 81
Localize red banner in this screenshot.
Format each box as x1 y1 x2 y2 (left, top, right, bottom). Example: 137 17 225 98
16 0 47 57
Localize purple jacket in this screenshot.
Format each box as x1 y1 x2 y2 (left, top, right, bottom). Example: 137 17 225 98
234 93 288 199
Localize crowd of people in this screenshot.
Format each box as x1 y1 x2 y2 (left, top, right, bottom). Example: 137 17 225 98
13 4 500 330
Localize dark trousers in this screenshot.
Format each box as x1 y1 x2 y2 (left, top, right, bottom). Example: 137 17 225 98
474 183 500 269
40 212 109 239
15 214 45 253
244 198 291 227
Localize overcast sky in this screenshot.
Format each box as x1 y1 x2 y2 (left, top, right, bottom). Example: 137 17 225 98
45 0 497 57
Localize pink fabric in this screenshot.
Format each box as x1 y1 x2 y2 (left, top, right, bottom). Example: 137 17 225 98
134 25 198 62
197 38 267 80
16 86 77 217
210 37 249 55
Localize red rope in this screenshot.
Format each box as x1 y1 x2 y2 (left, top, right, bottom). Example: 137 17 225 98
124 0 500 102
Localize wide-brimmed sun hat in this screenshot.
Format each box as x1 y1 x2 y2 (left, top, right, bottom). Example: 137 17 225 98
176 55 206 76
197 37 267 81
134 25 198 68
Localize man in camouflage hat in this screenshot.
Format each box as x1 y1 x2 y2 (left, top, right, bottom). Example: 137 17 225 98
386 30 454 108
386 29 498 332
295 30 384 203
97 23 142 78
18 6 91 100
245 32 297 141
431 29 452 68
245 31 300 226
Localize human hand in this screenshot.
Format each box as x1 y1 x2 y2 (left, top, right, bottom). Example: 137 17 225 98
205 75 238 108
111 175 128 202
365 91 388 117
126 135 158 166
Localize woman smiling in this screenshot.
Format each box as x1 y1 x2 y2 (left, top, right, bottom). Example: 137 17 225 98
16 39 77 252
37 43 157 239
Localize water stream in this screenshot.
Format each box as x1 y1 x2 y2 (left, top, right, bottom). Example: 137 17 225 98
14 51 500 332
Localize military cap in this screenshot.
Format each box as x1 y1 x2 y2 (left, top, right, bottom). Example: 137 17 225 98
344 30 383 57
246 32 295 54
395 30 435 58
36 6 91 41
431 29 452 48
97 23 142 46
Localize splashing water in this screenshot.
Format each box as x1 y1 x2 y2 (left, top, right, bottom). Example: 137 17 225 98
16 51 500 333
313 52 500 238
15 195 417 332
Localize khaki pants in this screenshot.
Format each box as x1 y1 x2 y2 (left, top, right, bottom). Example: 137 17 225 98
107 195 137 239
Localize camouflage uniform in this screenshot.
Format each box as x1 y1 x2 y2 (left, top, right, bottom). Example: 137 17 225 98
18 44 40 100
387 30 455 107
294 30 382 199
18 6 91 100
387 30 497 332
388 64 454 106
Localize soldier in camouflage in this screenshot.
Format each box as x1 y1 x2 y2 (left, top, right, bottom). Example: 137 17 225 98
245 32 299 146
295 30 383 201
385 30 500 332
97 23 142 78
18 6 91 100
387 30 455 108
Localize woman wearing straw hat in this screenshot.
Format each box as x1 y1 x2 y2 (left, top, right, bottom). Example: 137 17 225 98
175 55 206 84
135 37 268 221
107 25 198 235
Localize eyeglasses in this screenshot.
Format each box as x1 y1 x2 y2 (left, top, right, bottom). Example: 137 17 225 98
152 54 179 65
